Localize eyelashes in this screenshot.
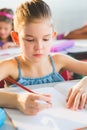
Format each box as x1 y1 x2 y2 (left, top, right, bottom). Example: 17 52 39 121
24 39 50 42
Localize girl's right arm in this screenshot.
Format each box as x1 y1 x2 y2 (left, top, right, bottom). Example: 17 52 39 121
0 91 18 108
0 91 52 115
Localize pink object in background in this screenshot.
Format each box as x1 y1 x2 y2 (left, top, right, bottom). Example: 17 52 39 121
56 34 64 40
0 80 4 88
50 40 75 52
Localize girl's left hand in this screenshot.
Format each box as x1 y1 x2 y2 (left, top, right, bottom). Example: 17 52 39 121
66 77 87 110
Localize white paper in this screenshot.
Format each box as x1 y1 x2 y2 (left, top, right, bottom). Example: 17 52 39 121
5 87 87 130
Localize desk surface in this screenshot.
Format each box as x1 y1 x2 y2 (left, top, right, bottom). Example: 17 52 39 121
0 47 20 61
0 79 79 130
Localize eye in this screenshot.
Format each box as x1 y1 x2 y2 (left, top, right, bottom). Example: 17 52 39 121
43 39 50 41
25 39 34 42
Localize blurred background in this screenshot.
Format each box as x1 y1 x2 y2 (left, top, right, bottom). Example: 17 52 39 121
0 0 87 34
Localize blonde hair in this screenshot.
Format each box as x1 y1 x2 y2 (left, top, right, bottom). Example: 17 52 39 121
14 0 52 32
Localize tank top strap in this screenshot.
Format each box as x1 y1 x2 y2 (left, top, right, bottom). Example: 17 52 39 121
49 54 57 73
15 57 22 78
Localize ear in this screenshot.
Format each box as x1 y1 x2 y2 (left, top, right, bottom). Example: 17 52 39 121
11 31 20 46
52 31 57 39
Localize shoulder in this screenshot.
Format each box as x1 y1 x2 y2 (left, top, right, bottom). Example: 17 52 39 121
0 58 16 68
51 53 70 62
0 58 17 75
51 53 76 68
50 53 67 70
0 55 18 78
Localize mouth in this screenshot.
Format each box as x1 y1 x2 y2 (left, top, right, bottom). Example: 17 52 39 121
0 33 4 36
33 54 43 57
0 34 6 38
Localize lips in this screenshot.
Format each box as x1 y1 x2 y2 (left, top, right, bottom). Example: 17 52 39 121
33 54 43 57
0 34 6 38
0 33 4 36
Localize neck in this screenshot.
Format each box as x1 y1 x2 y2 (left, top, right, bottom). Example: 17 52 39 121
21 54 50 68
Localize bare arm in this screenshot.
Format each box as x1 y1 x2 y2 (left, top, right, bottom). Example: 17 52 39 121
0 90 52 115
54 53 87 76
0 91 18 108
64 33 87 39
64 25 87 39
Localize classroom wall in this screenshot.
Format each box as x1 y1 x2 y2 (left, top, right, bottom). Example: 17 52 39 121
0 0 87 34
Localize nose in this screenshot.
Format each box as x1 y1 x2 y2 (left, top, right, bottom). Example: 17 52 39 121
34 41 44 51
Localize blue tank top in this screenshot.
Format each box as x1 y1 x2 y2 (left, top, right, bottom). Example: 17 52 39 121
12 55 64 87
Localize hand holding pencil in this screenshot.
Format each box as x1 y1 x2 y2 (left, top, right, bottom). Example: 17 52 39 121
6 77 52 115
16 92 52 115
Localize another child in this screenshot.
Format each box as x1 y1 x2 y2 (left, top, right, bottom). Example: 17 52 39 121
64 25 87 39
0 8 16 49
0 0 87 115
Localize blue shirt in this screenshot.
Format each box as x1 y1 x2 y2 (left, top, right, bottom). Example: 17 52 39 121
12 55 64 87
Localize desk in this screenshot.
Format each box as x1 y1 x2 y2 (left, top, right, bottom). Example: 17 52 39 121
0 47 20 61
0 116 16 130
0 79 80 130
66 40 87 60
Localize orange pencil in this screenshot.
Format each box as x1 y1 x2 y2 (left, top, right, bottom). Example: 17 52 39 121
5 77 37 94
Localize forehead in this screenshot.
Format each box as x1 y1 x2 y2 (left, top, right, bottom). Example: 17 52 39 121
18 20 53 36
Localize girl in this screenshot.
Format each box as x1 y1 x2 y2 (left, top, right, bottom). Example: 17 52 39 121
0 8 16 49
0 0 87 115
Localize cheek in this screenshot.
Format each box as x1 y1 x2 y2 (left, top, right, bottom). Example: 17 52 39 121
47 46 51 53
23 44 33 53
6 26 12 34
45 43 51 50
5 29 12 36
6 30 11 35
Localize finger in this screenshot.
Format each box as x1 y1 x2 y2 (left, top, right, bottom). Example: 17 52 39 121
66 89 79 108
86 98 87 104
29 94 51 103
27 99 52 109
66 87 72 102
27 103 51 115
26 101 51 115
24 108 39 115
79 93 87 109
72 91 83 110
42 94 51 97
34 101 52 110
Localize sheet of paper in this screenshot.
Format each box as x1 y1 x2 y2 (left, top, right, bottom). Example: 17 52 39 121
5 87 87 130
